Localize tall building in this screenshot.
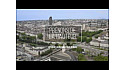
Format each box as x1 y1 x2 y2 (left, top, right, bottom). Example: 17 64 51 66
49 16 52 25
82 24 86 30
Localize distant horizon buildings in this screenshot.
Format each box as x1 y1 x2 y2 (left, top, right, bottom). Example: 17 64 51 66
16 18 109 21
16 9 109 21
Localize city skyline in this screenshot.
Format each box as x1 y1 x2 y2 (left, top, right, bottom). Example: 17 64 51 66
16 9 109 21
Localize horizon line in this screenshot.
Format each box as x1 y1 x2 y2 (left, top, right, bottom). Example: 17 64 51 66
16 18 109 21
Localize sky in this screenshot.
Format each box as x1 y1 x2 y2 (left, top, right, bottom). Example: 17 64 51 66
16 9 109 21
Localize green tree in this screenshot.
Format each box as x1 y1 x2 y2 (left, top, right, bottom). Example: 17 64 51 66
82 30 103 37
86 37 92 43
77 36 82 42
21 32 26 36
37 33 43 39
58 44 63 46
38 51 40 56
67 43 72 46
41 49 53 56
94 55 108 61
72 47 82 53
95 35 99 38
30 43 37 47
82 36 87 42
55 43 59 46
78 54 87 61
76 47 82 53
36 41 49 46
16 35 19 39
71 39 76 42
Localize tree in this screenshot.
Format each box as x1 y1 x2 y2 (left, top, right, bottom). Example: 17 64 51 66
81 30 103 37
30 43 37 47
86 37 92 43
41 49 53 56
78 54 87 61
77 36 82 42
76 47 82 53
21 32 26 36
37 33 43 39
49 43 52 45
58 44 63 46
67 43 73 46
55 43 59 46
79 32 82 36
82 36 87 42
16 35 19 39
72 47 82 53
67 39 71 42
71 39 76 42
36 41 49 46
95 35 99 38
38 51 40 56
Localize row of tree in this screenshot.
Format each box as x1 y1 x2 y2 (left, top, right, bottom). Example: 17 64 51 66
94 55 108 61
17 33 36 43
77 30 103 43
17 32 49 46
79 30 103 37
77 36 92 43
40 49 53 56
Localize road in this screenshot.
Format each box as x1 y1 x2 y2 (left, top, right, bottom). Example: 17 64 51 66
77 43 108 56
65 51 78 61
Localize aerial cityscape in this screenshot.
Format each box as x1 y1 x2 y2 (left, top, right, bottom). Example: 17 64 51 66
16 10 109 61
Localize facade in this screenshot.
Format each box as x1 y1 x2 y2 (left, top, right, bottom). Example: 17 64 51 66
53 21 61 26
90 40 100 46
24 47 50 56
